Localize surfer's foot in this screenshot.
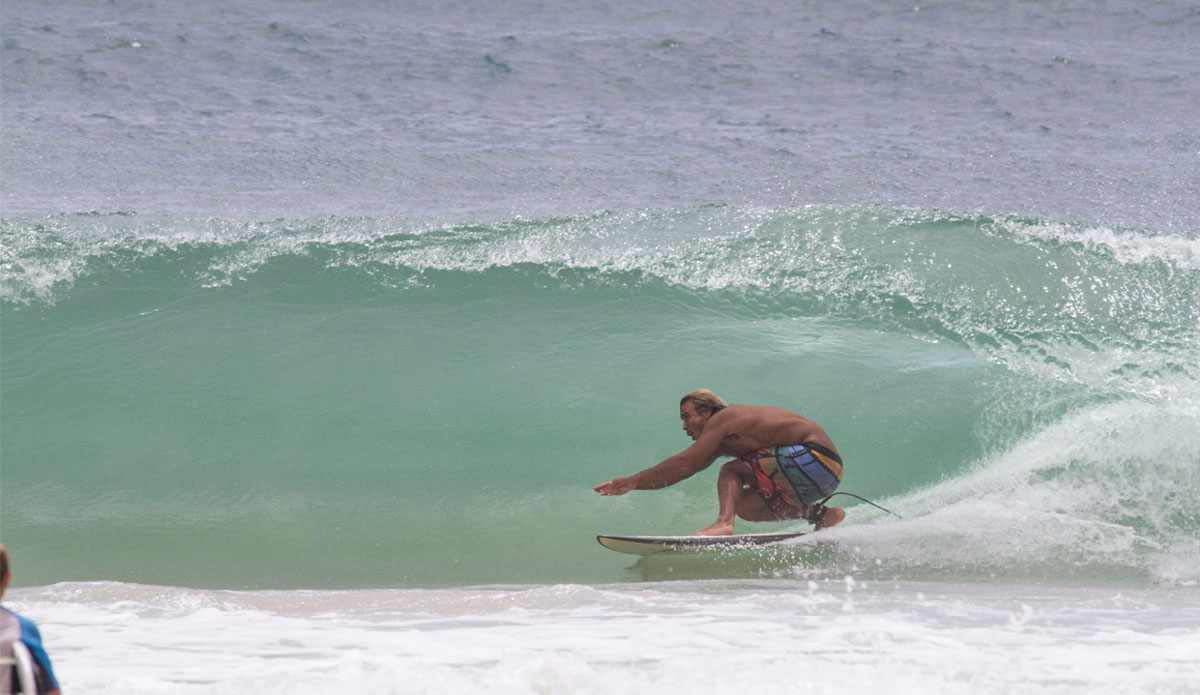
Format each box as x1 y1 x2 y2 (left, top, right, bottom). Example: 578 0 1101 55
812 506 845 530
693 520 735 536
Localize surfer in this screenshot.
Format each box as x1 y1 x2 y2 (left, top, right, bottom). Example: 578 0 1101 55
594 389 846 536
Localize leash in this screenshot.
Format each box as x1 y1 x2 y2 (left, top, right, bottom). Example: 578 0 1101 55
817 492 902 519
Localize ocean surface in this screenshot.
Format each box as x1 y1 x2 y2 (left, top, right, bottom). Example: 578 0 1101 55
2 1 1199 693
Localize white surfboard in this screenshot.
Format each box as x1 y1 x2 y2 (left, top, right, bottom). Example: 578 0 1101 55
596 531 808 555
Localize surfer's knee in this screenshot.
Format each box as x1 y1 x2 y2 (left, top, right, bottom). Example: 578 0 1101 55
716 460 740 480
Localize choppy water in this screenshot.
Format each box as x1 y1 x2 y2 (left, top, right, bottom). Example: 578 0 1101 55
2 1 1198 693
4 0 1198 228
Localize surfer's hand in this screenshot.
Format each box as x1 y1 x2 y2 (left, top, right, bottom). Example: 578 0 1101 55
594 477 635 495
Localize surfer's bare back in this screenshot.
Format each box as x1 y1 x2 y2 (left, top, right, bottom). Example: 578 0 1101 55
593 389 846 536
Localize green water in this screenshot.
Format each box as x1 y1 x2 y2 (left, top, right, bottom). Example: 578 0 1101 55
3 206 1197 587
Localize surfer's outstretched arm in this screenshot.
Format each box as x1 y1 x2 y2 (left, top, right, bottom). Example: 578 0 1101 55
594 430 723 495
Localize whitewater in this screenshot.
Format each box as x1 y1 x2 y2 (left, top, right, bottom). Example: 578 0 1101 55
3 1 1199 693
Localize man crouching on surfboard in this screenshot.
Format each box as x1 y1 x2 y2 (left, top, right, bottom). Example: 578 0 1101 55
594 389 845 536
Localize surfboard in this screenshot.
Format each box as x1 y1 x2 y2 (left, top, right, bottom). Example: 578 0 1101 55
596 531 808 555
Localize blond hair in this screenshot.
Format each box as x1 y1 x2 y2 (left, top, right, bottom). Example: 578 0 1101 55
680 389 727 415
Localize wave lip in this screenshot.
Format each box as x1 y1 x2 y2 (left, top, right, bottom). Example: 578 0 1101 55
5 207 1196 391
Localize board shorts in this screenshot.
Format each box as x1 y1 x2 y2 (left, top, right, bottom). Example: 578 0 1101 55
742 442 843 514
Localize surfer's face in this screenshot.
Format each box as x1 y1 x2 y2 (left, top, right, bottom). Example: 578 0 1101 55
680 402 711 441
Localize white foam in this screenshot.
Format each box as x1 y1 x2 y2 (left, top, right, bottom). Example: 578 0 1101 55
11 579 1199 695
1005 219 1200 271
832 398 1200 585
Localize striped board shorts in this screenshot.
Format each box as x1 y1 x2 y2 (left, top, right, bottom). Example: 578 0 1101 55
743 442 843 511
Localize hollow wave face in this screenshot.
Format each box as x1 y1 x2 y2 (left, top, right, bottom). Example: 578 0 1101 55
2 205 1197 588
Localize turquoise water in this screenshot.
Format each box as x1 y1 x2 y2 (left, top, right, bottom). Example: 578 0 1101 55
4 206 1197 588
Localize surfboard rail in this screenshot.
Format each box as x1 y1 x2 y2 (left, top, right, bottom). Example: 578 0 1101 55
596 531 808 555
